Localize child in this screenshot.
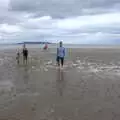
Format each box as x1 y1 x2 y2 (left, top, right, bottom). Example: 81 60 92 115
22 44 28 65
16 50 20 64
43 43 48 50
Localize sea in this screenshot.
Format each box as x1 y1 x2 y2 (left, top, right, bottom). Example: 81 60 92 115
0 44 120 50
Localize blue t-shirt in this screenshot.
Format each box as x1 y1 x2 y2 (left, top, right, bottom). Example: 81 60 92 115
57 47 65 58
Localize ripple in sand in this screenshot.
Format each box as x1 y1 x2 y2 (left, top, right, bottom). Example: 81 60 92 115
77 66 84 70
114 72 120 76
17 92 40 97
0 81 14 95
76 60 81 64
34 69 40 72
0 58 4 66
44 68 48 72
89 68 101 73
38 66 49 72
45 60 53 65
72 63 78 67
32 66 35 69
46 65 55 69
75 60 120 74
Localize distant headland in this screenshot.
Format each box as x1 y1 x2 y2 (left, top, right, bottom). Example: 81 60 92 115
17 41 52 44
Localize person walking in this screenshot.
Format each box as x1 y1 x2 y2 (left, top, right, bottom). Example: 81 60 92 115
56 41 65 68
22 44 28 65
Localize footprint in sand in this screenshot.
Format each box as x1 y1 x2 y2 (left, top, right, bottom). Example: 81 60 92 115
44 68 48 72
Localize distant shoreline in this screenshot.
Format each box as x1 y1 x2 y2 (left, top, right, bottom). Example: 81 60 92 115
17 42 52 45
0 43 120 46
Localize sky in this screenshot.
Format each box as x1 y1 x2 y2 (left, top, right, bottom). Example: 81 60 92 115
0 0 120 44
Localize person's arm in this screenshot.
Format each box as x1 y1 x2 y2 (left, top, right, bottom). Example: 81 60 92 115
57 48 59 56
63 48 65 57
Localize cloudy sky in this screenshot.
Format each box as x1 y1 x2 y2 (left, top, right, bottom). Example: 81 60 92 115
0 0 120 44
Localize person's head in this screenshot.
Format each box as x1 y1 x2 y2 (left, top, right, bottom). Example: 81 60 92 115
59 41 63 47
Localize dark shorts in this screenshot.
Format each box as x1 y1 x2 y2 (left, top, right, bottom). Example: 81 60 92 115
23 54 28 60
56 56 64 66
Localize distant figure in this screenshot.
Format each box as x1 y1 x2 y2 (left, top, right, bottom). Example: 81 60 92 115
22 44 28 64
43 43 48 50
16 49 20 64
56 41 65 67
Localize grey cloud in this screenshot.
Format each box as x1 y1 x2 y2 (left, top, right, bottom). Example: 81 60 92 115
9 0 120 17
0 11 28 25
0 0 120 44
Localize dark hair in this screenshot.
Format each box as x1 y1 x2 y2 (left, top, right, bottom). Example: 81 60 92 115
60 41 63 44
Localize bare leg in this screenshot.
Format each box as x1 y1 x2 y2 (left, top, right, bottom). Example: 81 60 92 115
17 59 19 64
23 56 25 65
56 56 60 67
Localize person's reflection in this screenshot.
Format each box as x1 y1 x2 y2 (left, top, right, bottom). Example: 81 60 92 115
56 69 65 97
23 66 30 91
23 66 29 81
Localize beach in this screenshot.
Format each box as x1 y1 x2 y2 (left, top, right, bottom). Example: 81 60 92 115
0 46 120 120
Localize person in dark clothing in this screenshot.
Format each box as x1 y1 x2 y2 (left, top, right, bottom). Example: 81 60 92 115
22 44 28 64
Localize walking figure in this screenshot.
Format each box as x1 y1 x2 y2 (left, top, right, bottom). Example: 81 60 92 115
56 41 65 68
22 44 28 65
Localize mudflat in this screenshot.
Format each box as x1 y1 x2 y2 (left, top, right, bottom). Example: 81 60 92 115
0 47 120 120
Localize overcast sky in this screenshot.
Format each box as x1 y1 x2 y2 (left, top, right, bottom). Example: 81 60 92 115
0 0 120 44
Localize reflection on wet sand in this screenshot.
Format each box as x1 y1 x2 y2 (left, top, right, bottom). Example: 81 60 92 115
56 69 66 97
23 66 29 83
1 48 120 120
23 66 31 93
14 65 31 94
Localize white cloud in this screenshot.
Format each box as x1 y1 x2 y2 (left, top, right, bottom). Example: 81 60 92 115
1 12 120 44
0 0 120 44
0 0 10 9
20 12 120 31
20 16 54 29
56 13 120 30
0 24 21 33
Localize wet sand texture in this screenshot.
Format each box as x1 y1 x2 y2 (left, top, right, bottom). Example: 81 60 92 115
0 48 120 120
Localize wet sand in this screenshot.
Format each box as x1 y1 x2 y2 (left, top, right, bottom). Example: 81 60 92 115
0 47 120 120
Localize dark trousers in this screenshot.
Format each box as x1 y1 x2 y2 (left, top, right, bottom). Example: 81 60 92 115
23 55 28 64
56 56 64 66
23 55 28 60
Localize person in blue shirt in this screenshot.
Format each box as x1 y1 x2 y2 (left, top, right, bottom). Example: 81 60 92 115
56 41 65 67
